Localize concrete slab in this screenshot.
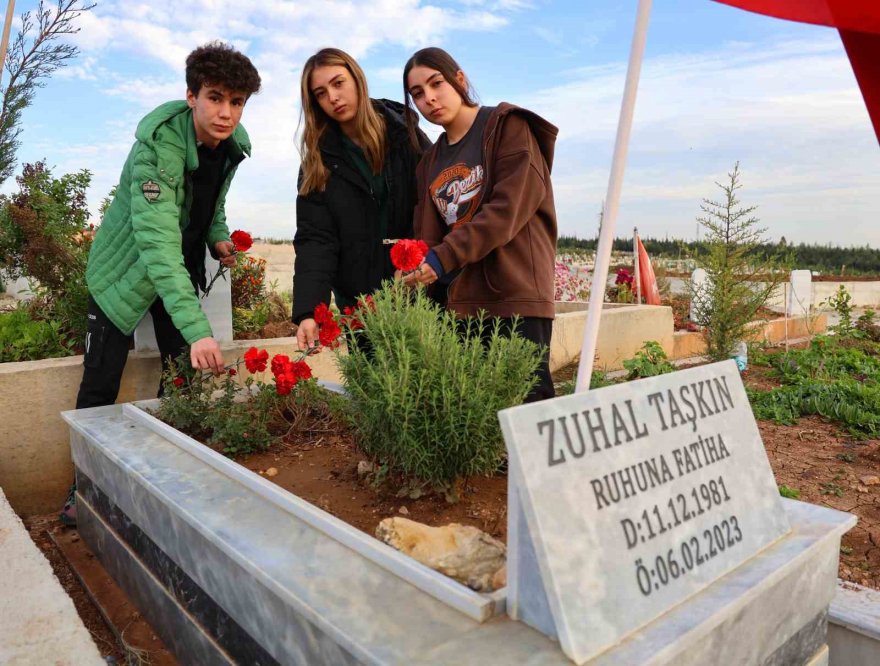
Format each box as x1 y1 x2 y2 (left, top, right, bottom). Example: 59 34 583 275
0 488 104 665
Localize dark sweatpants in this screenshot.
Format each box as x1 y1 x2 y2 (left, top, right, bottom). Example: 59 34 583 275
480 316 555 403
75 296 189 408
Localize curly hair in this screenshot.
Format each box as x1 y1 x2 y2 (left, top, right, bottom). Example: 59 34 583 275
185 41 261 97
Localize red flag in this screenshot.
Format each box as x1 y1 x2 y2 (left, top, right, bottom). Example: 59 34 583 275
712 1 880 32
713 1 880 142
636 237 661 305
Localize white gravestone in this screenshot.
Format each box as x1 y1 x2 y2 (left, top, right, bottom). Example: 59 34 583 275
133 250 232 352
689 268 709 322
787 269 813 317
499 361 790 664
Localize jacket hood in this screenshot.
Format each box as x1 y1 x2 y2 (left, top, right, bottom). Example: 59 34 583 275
489 102 558 172
372 98 416 138
134 100 252 170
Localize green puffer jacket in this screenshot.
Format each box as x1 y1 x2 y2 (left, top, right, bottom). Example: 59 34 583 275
86 101 251 343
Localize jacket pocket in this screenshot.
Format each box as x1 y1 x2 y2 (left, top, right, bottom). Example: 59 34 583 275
481 253 503 296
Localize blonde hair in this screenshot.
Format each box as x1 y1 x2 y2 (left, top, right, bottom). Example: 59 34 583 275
298 48 386 194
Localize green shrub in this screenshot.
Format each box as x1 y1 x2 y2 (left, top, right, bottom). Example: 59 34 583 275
623 341 676 380
747 336 880 437
153 356 343 456
0 307 71 361
336 281 542 489
690 162 788 361
555 370 611 396
0 161 93 348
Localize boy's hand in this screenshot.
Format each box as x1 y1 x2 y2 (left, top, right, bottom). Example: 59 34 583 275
214 240 236 267
296 318 319 350
191 337 225 375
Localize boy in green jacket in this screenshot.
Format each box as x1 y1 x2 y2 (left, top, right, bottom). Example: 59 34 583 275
63 42 261 524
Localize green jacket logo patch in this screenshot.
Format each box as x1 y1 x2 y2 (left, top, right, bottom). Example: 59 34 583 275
142 180 161 202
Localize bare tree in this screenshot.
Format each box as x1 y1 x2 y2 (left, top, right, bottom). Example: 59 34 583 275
0 1 96 185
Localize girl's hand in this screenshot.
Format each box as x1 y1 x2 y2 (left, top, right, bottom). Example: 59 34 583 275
402 262 437 288
296 318 319 350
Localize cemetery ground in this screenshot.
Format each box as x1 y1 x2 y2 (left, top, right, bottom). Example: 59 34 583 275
18 321 880 662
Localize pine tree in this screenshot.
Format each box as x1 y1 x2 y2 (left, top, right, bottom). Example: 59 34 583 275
690 162 788 361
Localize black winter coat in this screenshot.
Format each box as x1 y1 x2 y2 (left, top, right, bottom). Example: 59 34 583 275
293 99 431 323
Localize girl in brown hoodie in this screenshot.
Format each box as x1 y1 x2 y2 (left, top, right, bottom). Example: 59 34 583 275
402 47 559 402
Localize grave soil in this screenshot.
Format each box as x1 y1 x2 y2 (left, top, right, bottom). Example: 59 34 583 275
239 437 509 542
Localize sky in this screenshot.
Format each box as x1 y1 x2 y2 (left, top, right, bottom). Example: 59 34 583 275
7 0 880 246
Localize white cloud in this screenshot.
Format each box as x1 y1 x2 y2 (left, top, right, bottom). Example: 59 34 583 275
45 0 519 229
523 37 880 244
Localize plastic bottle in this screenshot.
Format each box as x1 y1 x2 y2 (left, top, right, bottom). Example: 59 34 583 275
732 341 748 372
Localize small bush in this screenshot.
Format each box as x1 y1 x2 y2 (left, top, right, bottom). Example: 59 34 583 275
623 341 676 380
336 281 542 488
778 485 800 499
231 254 267 310
153 354 343 457
0 307 71 361
0 161 94 350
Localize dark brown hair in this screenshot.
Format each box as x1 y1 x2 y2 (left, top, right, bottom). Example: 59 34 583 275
403 47 478 149
185 41 262 97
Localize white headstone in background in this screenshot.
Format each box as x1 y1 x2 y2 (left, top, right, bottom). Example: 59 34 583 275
2 275 33 301
689 268 709 322
133 250 233 352
500 361 790 665
787 269 813 317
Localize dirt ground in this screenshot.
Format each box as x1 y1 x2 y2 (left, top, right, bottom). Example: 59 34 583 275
741 362 880 589
240 434 509 542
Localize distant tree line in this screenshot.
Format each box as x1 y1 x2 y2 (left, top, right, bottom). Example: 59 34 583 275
558 235 880 275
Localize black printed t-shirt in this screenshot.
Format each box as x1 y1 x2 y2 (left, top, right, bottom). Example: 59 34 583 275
182 140 228 289
428 106 494 230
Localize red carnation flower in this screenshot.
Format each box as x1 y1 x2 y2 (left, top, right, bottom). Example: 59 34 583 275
173 377 184 387
290 359 312 381
615 269 633 287
270 354 290 377
275 371 295 396
319 320 342 348
313 302 334 326
390 239 428 272
243 346 268 373
230 230 253 253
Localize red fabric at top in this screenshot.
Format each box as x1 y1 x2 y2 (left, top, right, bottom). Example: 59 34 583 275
841 29 880 143
713 1 880 34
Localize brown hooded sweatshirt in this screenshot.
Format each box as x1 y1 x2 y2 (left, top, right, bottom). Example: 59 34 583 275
414 102 559 319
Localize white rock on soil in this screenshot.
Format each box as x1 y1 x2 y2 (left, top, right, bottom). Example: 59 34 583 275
376 517 506 592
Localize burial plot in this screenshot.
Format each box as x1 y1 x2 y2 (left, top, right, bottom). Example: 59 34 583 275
500 360 790 664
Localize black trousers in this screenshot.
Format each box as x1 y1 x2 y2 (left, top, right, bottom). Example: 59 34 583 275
75 296 189 409
469 316 555 403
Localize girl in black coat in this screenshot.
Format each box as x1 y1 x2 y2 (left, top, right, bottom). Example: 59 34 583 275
294 48 430 348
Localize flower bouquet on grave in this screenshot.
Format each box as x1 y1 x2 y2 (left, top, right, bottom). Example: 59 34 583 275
156 299 369 454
